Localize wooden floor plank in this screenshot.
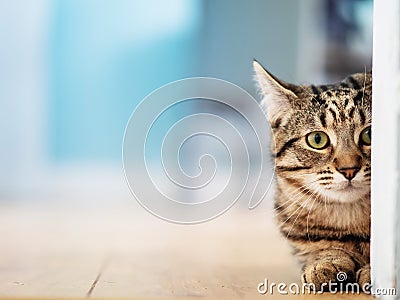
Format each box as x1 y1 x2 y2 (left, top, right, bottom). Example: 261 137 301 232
0 200 374 299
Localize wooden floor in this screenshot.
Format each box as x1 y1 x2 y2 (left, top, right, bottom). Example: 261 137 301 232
0 188 373 300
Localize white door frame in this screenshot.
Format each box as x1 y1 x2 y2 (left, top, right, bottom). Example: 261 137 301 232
371 0 400 299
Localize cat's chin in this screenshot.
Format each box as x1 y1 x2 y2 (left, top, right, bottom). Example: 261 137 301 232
321 183 370 203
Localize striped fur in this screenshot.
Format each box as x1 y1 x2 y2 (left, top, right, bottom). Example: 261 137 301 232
254 61 371 290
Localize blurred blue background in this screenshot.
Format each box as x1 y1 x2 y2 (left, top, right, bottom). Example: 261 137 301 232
49 0 202 161
0 0 372 196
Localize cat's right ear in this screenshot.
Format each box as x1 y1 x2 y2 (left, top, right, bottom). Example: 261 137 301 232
253 60 297 126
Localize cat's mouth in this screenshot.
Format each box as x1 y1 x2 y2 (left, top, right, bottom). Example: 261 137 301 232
334 181 364 192
341 183 359 191
320 180 369 203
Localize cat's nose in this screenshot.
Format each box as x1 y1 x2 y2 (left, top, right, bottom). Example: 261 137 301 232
337 167 361 181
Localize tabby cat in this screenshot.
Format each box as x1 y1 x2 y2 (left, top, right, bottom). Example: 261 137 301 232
253 60 371 290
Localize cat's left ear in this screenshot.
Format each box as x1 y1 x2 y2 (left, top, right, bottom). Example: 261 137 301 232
253 60 298 125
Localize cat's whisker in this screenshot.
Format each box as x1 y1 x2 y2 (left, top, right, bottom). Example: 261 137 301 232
280 196 311 226
317 188 329 214
306 187 322 241
280 182 318 224
286 197 315 238
276 180 324 216
250 180 319 218
272 189 307 213
274 182 318 217
275 197 303 217
318 188 329 213
286 185 320 238
273 180 318 213
273 185 308 212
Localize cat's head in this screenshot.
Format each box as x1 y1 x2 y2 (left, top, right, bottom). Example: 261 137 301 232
253 60 371 203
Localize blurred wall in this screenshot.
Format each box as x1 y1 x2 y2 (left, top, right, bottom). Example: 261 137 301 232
48 0 202 162
0 0 50 192
198 0 301 90
47 0 301 163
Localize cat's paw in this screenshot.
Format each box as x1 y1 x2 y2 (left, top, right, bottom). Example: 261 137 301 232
302 257 355 291
356 264 371 288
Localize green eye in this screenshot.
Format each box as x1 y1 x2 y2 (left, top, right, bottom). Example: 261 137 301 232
306 131 330 149
360 126 371 146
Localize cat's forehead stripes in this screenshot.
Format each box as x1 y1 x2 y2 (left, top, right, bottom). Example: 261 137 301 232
311 87 370 127
309 73 367 101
